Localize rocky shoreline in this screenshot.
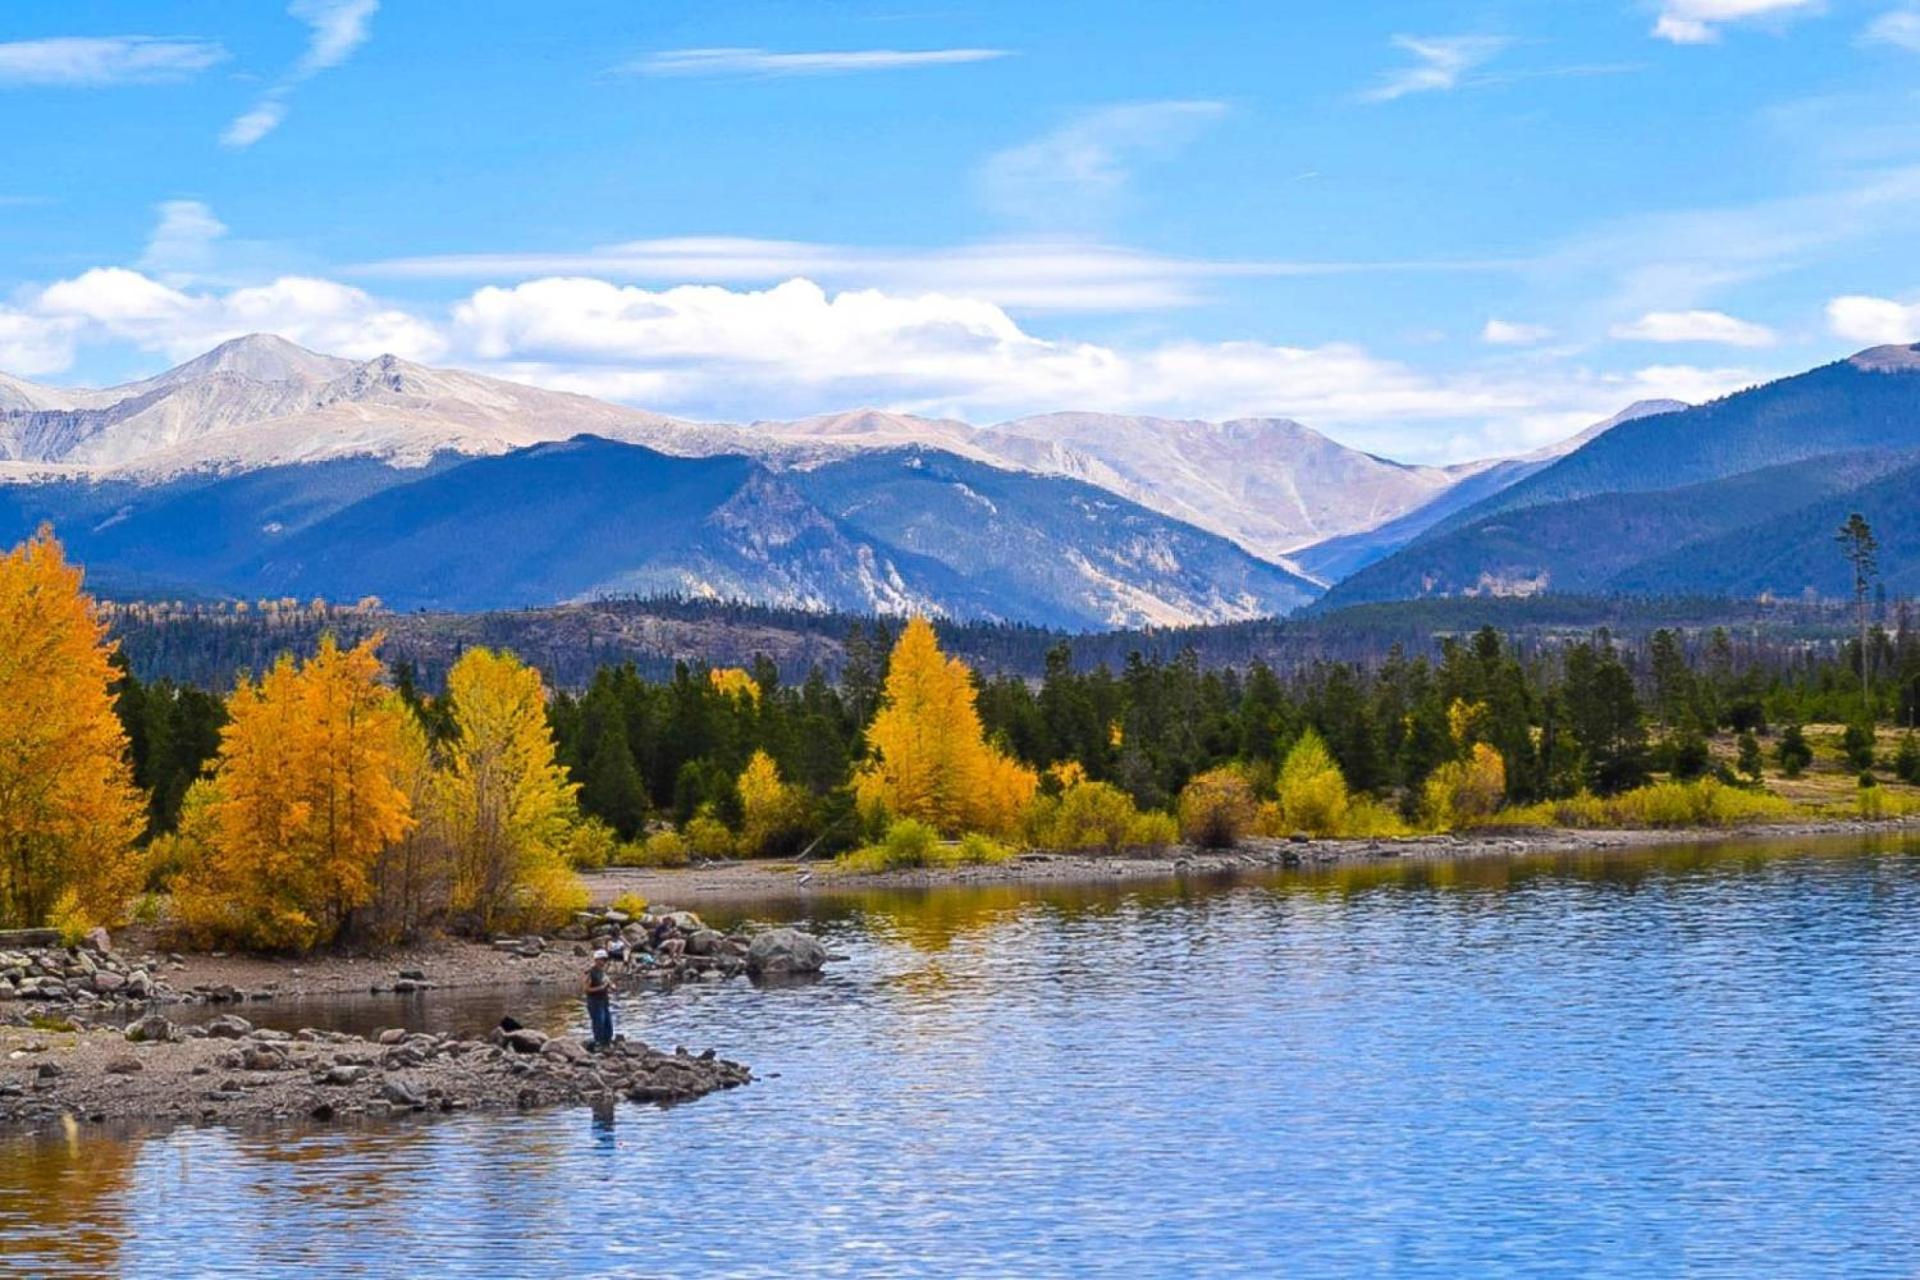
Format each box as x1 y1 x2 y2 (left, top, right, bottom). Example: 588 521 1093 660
0 910 835 1134
0 1009 750 1130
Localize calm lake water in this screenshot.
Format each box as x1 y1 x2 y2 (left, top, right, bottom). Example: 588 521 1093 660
6 835 1920 1278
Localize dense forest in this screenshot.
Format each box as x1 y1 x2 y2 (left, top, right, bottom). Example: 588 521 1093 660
12 526 1920 952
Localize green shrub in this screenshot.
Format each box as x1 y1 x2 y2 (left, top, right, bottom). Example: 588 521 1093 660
1777 724 1813 778
684 815 735 861
1843 722 1877 772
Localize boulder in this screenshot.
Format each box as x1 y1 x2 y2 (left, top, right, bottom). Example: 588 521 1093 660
124 1013 175 1043
539 1037 590 1065
204 1014 253 1039
82 927 113 955
503 1028 549 1055
685 929 725 957
324 1064 368 1086
745 928 828 978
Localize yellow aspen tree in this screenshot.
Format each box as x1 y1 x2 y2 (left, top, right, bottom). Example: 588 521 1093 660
174 636 411 951
441 648 584 932
737 749 807 856
854 617 1036 836
0 529 145 929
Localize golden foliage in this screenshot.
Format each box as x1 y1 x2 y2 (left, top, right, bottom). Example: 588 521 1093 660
1447 698 1488 747
853 616 1037 836
0 529 145 928
172 636 413 951
1177 767 1259 848
1423 742 1508 829
708 667 761 704
737 750 809 857
1025 775 1175 852
1274 729 1350 836
441 648 584 933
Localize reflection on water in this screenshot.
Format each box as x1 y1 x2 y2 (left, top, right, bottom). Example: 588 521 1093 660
6 835 1920 1278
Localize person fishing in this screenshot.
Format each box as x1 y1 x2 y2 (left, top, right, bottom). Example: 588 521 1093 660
584 950 614 1049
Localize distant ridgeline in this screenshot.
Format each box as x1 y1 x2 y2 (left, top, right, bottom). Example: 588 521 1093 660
104 591 1891 692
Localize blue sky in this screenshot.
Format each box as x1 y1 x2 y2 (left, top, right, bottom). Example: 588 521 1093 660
2 0 1918 461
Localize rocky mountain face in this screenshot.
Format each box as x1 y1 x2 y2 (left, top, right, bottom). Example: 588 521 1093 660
0 333 1684 625
1320 347 1920 609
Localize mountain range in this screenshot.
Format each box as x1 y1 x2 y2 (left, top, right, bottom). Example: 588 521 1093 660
4 334 1918 626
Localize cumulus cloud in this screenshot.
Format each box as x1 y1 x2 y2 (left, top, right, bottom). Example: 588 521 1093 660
1362 35 1510 101
223 0 377 148
979 101 1227 226
1651 0 1822 44
1482 318 1553 345
0 263 1770 461
0 36 225 86
1827 294 1920 343
1609 309 1777 345
28 267 442 364
629 47 1009 77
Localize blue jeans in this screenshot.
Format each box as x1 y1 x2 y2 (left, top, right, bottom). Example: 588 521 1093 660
587 996 613 1045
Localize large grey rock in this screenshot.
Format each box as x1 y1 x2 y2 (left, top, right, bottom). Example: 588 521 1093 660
745 928 828 978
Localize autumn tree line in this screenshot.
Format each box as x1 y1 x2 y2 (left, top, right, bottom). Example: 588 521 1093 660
9 527 1920 949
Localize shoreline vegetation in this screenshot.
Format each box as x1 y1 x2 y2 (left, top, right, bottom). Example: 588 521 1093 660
8 525 1920 1133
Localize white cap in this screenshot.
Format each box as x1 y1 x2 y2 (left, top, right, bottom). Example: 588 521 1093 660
592 949 608 960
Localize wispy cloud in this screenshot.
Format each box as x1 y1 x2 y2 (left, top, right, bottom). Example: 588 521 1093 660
1482 319 1553 345
1362 35 1511 101
223 0 377 148
0 36 225 86
1866 7 1920 50
136 200 229 284
353 235 1513 313
1651 0 1821 45
1828 294 1920 343
1609 309 1777 345
978 101 1228 227
628 47 1009 77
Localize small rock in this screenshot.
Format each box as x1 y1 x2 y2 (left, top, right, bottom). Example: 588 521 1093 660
203 1013 253 1039
323 1064 368 1086
82 927 113 955
104 1057 143 1075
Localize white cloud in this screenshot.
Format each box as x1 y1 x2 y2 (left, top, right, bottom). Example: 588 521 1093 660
0 309 81 377
223 0 377 148
979 101 1228 226
136 200 229 283
290 0 377 74
629 47 1009 77
1827 294 1920 343
0 256 1779 462
222 101 288 148
1609 309 1777 345
358 235 1513 314
0 36 225 86
1362 35 1510 101
1866 8 1920 50
1482 318 1553 345
1651 0 1822 44
444 274 1713 460
28 267 442 364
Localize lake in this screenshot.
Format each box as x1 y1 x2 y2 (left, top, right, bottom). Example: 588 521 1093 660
5 835 1920 1278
